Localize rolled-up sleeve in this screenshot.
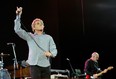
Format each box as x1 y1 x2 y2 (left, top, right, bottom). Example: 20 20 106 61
49 37 57 57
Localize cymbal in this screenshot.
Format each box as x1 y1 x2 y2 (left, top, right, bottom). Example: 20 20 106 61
0 53 10 57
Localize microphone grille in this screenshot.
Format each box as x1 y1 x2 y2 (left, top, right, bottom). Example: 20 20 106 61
66 58 70 61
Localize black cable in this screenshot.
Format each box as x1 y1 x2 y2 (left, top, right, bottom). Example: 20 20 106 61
18 16 46 52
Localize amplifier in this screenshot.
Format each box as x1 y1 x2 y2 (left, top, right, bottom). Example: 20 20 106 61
51 74 68 79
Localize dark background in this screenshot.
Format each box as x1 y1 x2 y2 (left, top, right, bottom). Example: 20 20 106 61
0 0 115 79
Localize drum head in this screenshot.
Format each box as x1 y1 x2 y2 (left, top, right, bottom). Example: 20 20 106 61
0 69 11 79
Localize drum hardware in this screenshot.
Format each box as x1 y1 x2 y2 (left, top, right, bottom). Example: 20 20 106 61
51 69 70 79
7 43 18 79
0 52 11 79
0 53 10 57
0 53 10 69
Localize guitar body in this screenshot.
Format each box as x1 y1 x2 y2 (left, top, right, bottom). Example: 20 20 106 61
85 75 100 79
85 75 90 79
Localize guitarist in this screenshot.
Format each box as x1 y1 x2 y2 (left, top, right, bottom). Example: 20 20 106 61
84 52 102 79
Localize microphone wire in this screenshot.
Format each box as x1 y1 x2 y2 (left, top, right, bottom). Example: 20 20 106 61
18 15 46 52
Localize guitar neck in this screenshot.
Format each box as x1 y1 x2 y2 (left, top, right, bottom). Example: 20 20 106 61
90 66 113 79
97 71 104 76
97 66 113 77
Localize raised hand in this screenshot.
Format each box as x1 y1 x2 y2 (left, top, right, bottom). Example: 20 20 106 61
16 7 23 15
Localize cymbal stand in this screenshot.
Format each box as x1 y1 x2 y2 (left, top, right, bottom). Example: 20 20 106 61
66 58 79 79
0 53 4 79
11 43 18 79
0 53 4 69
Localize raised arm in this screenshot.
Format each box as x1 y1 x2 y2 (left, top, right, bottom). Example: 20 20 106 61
14 7 31 41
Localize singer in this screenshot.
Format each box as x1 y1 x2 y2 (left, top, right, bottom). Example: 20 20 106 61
14 7 58 79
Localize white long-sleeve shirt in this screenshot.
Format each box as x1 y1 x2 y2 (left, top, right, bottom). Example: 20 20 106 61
14 15 57 67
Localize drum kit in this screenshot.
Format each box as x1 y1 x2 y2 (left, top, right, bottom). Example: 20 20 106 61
0 52 11 79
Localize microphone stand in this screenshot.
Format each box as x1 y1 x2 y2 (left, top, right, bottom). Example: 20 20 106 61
66 58 78 79
11 43 18 79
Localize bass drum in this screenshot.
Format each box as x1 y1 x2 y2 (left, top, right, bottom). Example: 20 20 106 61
0 69 11 79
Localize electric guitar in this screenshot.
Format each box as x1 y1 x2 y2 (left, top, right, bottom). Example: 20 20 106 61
86 66 114 79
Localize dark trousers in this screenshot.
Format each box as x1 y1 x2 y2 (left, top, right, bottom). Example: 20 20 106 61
29 65 51 79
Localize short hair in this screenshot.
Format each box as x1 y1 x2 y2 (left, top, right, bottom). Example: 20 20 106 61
91 52 99 57
31 18 44 32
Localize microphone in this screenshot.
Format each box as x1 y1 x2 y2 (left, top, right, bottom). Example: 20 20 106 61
16 10 21 15
16 7 22 15
7 43 15 45
66 58 70 61
66 58 77 78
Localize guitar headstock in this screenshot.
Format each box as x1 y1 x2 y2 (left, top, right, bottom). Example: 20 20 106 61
102 66 114 73
107 66 114 70
96 66 114 77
